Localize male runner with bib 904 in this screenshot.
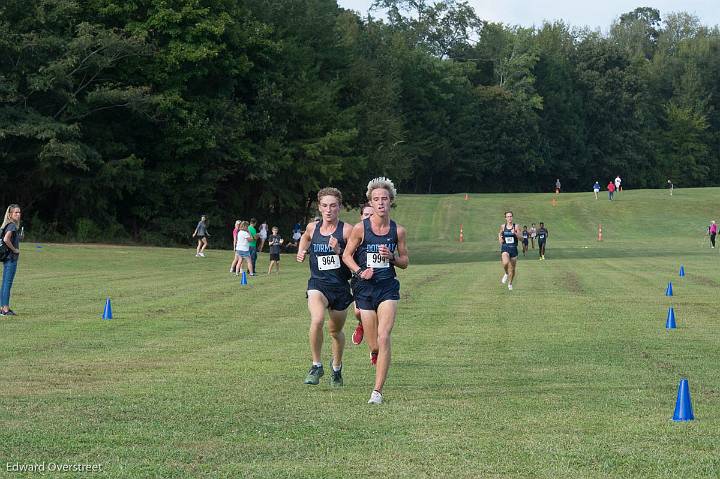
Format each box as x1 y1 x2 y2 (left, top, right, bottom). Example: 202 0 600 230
297 188 354 387
537 222 549 260
343 178 409 405
499 211 521 291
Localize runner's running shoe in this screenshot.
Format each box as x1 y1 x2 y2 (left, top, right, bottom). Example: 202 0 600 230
330 367 343 387
352 322 364 345
304 365 324 385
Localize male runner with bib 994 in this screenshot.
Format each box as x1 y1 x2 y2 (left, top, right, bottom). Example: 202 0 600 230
297 188 354 387
343 177 409 405
499 211 521 291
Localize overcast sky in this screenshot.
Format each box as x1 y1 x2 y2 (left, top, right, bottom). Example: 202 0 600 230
337 1 720 31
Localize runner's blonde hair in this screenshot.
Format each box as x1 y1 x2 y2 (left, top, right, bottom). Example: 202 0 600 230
366 177 396 201
1 204 20 230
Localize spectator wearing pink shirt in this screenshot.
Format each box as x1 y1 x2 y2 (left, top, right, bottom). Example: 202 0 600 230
230 220 241 273
709 220 717 249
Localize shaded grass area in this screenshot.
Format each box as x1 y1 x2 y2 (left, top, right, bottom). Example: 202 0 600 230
2 189 720 477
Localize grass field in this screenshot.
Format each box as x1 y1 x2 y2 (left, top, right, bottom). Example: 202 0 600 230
2 188 720 478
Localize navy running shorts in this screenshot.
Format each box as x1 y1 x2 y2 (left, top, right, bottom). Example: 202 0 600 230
353 277 400 311
307 278 353 311
501 245 518 258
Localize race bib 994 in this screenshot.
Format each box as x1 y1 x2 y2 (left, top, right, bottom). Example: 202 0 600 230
366 252 390 269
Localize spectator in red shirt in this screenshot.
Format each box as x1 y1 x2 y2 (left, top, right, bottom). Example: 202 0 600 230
607 181 616 201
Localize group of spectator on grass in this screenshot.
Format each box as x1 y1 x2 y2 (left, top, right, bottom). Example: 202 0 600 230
192 216 304 275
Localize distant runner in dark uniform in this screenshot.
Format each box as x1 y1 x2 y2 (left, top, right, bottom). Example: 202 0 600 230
297 187 353 388
343 177 409 405
537 222 549 260
521 225 529 256
499 211 521 291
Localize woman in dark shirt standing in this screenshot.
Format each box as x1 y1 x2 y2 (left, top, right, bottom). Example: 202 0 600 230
1 204 22 316
192 215 209 257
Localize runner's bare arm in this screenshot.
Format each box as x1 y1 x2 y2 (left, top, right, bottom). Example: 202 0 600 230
392 225 409 269
342 222 364 272
296 222 315 262
333 222 353 255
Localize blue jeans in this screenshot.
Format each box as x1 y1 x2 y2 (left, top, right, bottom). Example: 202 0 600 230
249 246 257 272
2 258 18 307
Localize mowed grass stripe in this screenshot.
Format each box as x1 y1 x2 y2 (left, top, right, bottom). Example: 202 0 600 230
2 188 720 477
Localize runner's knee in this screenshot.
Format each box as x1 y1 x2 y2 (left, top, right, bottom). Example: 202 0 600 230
377 332 391 349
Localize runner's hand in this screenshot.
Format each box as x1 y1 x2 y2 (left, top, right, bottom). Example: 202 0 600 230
296 250 306 262
328 235 339 253
360 268 374 280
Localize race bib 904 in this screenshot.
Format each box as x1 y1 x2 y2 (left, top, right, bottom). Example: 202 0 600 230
367 252 390 269
318 254 341 270
504 236 515 244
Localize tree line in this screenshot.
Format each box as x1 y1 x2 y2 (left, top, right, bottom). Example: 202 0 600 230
1 1 719 245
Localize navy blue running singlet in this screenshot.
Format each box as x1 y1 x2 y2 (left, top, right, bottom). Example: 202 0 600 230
309 221 350 286
502 224 518 250
356 218 398 282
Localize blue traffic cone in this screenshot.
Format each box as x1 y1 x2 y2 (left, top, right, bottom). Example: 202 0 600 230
35 244 43 249
240 271 248 285
679 265 685 277
672 378 695 421
665 282 673 296
102 297 113 320
666 307 676 329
